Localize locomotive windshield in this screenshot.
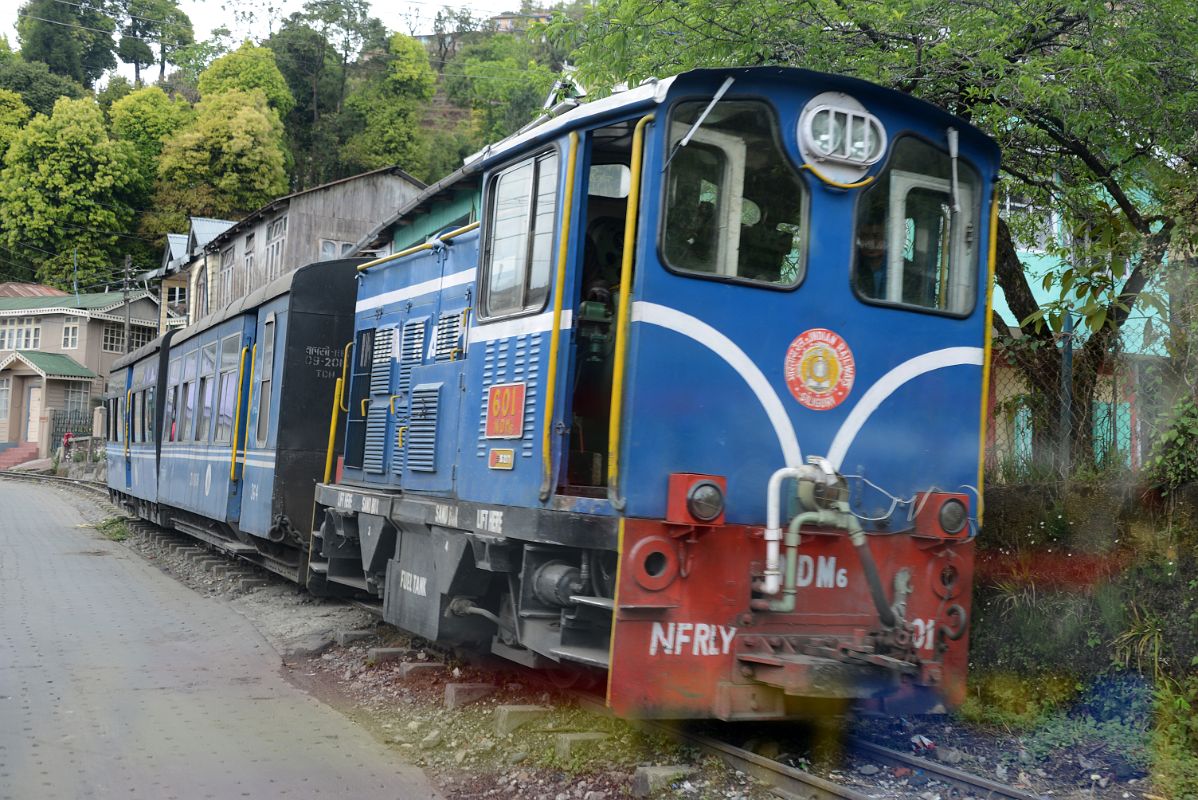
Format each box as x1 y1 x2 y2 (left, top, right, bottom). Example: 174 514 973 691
854 136 981 314
662 100 807 287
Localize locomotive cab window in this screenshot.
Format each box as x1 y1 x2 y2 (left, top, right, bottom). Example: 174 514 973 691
662 100 807 287
481 151 559 318
854 137 980 314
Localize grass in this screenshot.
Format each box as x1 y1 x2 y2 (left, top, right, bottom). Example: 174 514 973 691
96 517 129 542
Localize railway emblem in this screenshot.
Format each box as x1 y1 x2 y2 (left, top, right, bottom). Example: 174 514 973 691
783 328 855 410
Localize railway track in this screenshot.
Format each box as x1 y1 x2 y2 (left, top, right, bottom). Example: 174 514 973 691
632 719 1042 800
0 470 111 498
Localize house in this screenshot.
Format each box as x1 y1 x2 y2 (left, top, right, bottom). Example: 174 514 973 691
143 217 236 333
0 289 159 462
180 166 425 319
490 10 553 31
351 166 481 258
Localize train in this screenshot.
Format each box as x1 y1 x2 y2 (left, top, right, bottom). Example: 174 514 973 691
106 66 1001 721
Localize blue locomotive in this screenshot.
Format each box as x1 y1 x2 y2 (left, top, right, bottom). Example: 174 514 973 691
110 66 1000 720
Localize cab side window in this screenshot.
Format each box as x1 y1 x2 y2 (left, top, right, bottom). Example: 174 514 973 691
481 151 559 318
854 137 980 314
662 100 807 287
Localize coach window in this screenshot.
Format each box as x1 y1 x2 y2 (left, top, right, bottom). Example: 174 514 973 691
196 343 217 442
133 391 144 443
481 151 559 318
854 137 980 314
662 100 807 287
255 317 276 446
215 335 240 444
180 352 198 442
164 357 180 442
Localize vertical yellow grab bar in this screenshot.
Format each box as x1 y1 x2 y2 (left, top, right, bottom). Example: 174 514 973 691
975 195 1000 527
124 389 132 457
242 344 257 468
229 345 249 480
540 130 580 501
339 341 352 412
607 113 654 511
323 377 344 484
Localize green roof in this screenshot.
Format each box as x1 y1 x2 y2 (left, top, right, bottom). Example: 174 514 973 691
3 351 96 379
0 291 142 312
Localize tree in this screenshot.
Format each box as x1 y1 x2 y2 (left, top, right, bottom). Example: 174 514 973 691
554 0 1198 472
156 0 194 83
0 89 30 164
0 97 140 288
198 41 295 116
96 75 133 116
444 34 557 142
114 0 168 85
109 85 191 198
301 0 375 112
0 56 85 116
340 33 437 175
148 89 289 237
17 0 116 87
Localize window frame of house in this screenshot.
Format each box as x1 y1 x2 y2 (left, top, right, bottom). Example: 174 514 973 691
0 376 9 421
244 233 256 286
130 326 154 351
61 318 79 349
319 239 355 261
219 245 235 309
265 216 287 281
65 382 88 416
102 322 125 353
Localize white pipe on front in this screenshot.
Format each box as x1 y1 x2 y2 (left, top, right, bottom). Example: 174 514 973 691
760 467 805 595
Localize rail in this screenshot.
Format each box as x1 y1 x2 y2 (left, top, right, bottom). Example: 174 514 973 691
0 470 111 499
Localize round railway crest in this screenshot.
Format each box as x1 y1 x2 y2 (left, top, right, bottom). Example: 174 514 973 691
783 328 855 411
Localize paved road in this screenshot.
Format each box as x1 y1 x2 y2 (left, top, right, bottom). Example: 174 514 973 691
0 481 440 800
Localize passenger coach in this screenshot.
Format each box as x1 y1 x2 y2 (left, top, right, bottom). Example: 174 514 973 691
107 259 361 579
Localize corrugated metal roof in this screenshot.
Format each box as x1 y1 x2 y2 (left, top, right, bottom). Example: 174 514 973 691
188 217 236 250
166 233 188 260
0 291 151 312
0 351 96 379
0 282 69 297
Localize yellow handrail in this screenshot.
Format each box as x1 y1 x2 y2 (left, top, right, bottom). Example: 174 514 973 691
607 113 654 511
339 341 352 412
124 389 132 457
540 130 579 501
357 221 482 273
799 162 877 190
389 394 403 414
229 345 249 480
976 194 1000 527
243 344 257 462
396 425 409 449
323 377 343 484
361 398 369 417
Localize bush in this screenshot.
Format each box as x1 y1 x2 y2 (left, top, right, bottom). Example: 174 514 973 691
1152 677 1198 799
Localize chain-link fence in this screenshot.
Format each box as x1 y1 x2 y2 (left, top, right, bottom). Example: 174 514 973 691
985 325 1174 485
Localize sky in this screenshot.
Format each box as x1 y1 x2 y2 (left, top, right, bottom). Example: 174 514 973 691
0 0 526 81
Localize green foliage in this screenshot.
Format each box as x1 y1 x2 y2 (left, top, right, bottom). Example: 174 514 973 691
150 89 288 236
959 671 1077 727
96 75 134 116
0 56 86 116
444 34 557 142
17 0 116 87
110 86 191 166
198 41 295 116
97 517 130 541
0 96 140 287
1153 677 1198 798
0 88 30 163
340 33 437 175
1145 399 1198 494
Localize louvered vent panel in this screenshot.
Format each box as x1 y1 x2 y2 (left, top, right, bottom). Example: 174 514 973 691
407 384 440 472
369 328 394 395
397 318 426 394
434 312 463 361
362 406 389 474
391 417 407 475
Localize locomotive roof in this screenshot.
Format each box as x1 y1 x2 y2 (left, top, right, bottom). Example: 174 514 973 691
467 66 997 171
